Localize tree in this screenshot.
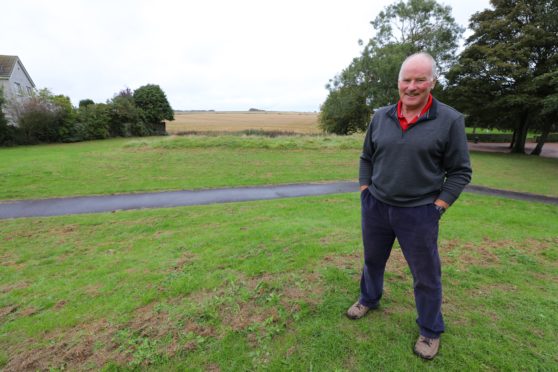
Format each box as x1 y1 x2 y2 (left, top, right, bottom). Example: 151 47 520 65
320 0 463 134
50 94 78 141
319 85 371 134
17 96 61 143
108 88 149 137
79 99 95 108
0 87 10 144
75 103 111 140
370 0 464 76
133 84 174 127
445 0 558 154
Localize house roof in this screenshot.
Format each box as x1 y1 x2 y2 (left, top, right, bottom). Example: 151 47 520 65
0 55 35 87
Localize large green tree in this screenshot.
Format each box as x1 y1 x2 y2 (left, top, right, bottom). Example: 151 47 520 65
445 0 558 154
133 84 174 127
320 0 463 134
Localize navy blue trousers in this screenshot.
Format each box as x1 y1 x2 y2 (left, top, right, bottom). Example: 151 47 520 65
359 190 444 338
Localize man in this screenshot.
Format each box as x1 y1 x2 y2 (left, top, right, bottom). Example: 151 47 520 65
346 52 472 360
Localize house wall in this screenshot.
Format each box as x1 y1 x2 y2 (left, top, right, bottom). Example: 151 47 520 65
5 60 35 100
1 60 35 125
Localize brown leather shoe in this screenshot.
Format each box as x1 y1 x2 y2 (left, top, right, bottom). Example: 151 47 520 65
346 301 370 319
414 335 440 360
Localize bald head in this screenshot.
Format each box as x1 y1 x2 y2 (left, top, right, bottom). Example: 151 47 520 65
397 52 437 113
398 53 438 82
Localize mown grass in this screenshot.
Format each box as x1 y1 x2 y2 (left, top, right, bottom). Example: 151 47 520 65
1 193 557 370
0 136 359 201
1 135 557 201
470 151 558 196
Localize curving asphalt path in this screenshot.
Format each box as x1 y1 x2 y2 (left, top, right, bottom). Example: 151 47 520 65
0 182 557 220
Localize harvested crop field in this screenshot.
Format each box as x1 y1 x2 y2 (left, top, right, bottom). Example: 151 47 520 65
166 111 320 134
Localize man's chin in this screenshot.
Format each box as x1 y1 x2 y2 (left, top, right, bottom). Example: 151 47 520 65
402 97 425 109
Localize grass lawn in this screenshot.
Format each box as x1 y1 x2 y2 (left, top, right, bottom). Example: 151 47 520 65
1 135 557 201
1 192 557 370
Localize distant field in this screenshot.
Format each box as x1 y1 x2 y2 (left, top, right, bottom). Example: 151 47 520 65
166 111 320 134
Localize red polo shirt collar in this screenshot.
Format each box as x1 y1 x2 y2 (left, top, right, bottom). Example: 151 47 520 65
397 94 433 132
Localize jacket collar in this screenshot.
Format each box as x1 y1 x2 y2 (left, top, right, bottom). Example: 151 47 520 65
386 97 439 123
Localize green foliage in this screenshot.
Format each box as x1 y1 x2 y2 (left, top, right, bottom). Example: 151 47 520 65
0 89 78 145
75 103 111 140
445 0 558 153
108 89 150 137
16 93 64 144
50 94 78 142
0 87 9 144
78 98 95 108
1 84 170 147
319 86 371 134
320 0 463 134
370 0 464 74
133 84 174 126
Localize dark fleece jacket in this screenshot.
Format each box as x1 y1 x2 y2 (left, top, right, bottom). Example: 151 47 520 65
359 98 472 207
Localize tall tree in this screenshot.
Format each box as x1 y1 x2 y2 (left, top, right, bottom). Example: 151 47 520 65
445 0 558 154
133 84 174 126
320 0 463 134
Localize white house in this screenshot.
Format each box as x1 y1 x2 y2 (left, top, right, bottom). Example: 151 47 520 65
0 55 36 123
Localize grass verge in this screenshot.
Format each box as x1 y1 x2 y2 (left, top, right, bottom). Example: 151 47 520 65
1 193 557 370
1 135 557 200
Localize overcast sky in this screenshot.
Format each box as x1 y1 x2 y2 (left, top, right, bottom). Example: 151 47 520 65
3 0 491 111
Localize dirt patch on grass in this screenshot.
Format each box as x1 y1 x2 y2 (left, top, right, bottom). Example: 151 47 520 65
4 319 120 372
3 298 215 371
185 270 325 342
0 281 29 294
169 252 197 272
0 305 18 320
439 238 553 269
321 251 361 270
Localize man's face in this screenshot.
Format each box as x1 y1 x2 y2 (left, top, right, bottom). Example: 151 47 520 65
398 57 436 111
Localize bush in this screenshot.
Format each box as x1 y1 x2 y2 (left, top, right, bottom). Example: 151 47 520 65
133 84 174 129
75 103 111 140
0 87 10 144
319 86 371 135
79 99 95 108
15 95 69 144
51 95 78 142
108 89 154 137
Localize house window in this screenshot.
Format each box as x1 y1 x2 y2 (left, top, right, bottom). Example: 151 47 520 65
26 86 33 96
14 82 23 96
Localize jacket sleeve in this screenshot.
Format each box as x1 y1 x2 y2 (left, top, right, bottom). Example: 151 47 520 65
438 115 472 205
359 118 374 187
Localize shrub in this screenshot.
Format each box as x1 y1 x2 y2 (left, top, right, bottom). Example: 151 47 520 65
50 95 78 142
78 99 95 108
15 94 69 144
133 84 174 129
75 103 111 140
319 87 371 135
0 87 9 144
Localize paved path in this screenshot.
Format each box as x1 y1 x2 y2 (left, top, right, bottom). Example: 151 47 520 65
1 182 556 219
